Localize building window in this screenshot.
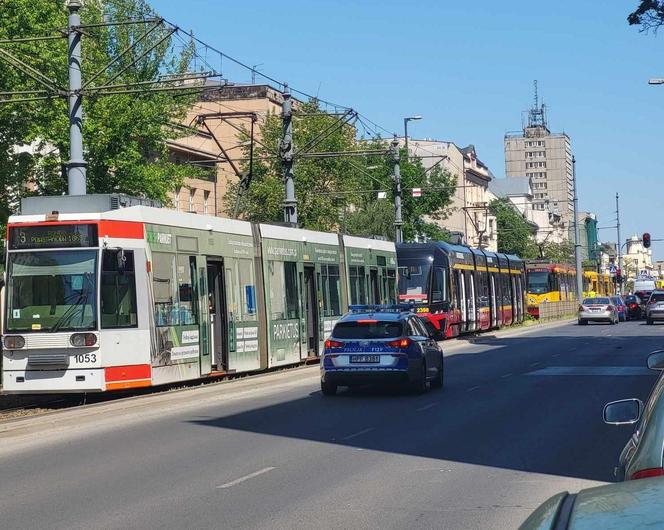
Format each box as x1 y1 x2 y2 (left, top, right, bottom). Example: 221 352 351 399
189 189 195 212
175 187 181 211
203 191 209 215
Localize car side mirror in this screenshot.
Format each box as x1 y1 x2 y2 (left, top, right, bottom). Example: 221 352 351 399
603 398 643 425
647 350 664 371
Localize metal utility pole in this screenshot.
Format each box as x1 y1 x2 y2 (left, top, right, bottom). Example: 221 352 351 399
572 155 583 301
281 86 297 225
66 0 87 195
391 135 403 243
616 192 622 294
403 115 422 155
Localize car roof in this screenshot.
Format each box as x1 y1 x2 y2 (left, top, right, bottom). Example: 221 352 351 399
340 311 409 323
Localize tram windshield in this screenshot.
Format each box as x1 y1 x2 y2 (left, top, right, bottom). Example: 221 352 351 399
527 271 550 294
6 250 98 332
398 259 431 301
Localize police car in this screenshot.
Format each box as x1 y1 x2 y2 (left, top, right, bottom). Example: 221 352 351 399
320 304 444 395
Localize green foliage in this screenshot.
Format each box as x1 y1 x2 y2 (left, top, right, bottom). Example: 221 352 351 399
539 240 575 263
489 198 538 258
226 100 456 241
0 0 201 228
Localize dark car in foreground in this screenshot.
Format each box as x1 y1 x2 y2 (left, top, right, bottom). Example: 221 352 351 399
603 350 664 482
320 305 444 395
518 476 664 529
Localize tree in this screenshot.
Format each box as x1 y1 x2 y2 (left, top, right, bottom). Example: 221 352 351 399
346 143 456 241
628 1 664 30
0 0 201 232
489 198 538 258
540 240 575 263
226 101 456 240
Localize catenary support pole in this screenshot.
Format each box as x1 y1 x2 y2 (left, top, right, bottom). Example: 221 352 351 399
616 192 622 294
66 0 87 195
572 155 583 301
392 135 403 243
281 85 297 224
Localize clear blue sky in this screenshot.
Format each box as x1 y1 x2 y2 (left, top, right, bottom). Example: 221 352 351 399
152 0 664 258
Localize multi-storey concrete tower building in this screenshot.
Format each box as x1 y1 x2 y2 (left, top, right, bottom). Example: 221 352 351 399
504 83 574 229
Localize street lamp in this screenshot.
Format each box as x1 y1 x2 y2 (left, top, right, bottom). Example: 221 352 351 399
403 115 422 153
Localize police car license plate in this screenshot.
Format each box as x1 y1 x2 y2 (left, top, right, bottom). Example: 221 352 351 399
350 354 380 363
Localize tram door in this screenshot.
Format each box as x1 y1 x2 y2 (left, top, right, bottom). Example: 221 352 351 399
490 274 498 328
458 271 467 332
303 265 319 356
206 259 228 371
369 268 380 304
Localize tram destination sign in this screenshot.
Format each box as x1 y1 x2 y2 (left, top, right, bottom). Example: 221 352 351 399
9 224 98 250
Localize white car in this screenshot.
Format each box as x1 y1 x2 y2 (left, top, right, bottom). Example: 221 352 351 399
578 297 619 325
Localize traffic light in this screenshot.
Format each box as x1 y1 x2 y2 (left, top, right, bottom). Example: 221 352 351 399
643 232 651 248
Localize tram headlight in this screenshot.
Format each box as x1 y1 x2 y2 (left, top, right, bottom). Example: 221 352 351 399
3 336 25 349
70 333 97 347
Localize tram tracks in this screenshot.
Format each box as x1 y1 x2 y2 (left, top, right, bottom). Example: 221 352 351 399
0 362 318 423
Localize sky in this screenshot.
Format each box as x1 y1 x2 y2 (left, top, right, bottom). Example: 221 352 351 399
151 0 664 258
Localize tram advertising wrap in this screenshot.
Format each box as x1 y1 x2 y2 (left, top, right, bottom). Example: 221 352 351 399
2 203 397 394
396 242 526 338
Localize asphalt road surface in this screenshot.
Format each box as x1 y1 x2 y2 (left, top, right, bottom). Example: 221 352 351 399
0 319 662 530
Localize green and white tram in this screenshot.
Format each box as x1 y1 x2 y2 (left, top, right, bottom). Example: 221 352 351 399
2 196 397 394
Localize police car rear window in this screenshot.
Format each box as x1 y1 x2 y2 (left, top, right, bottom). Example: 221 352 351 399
333 321 404 339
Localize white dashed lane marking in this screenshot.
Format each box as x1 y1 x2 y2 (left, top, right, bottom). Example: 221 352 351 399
341 427 375 441
216 467 276 489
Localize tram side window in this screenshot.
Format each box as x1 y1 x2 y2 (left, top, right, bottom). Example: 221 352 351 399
176 255 197 325
238 258 257 320
477 270 489 307
349 266 367 305
284 262 299 319
431 267 447 303
268 260 299 320
502 273 511 307
152 252 196 326
386 268 397 304
321 265 341 316
101 250 138 328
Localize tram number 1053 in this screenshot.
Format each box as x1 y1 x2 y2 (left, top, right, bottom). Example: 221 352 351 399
74 353 97 364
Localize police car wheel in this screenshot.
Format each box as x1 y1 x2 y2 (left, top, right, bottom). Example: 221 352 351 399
430 356 444 390
412 362 428 394
321 380 337 396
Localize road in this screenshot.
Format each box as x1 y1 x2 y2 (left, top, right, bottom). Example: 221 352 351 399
0 319 662 530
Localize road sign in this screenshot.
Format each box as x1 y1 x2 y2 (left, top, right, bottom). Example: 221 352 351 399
412 188 422 197
608 264 616 273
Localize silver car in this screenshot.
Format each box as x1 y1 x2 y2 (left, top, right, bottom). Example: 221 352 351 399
604 350 664 481
646 290 664 325
578 297 619 325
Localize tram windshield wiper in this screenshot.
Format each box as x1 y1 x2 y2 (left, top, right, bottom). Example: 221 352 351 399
50 273 94 333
